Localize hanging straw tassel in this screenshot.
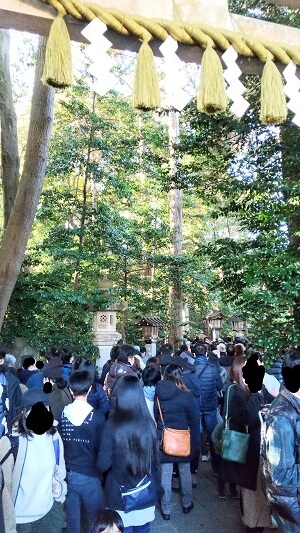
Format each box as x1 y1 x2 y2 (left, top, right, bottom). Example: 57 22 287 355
42 15 73 88
197 46 227 114
133 41 161 110
260 56 287 124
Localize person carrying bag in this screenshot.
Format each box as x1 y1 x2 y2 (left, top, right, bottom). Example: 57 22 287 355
222 384 250 464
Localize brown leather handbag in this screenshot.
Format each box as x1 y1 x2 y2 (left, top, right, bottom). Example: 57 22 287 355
157 398 191 457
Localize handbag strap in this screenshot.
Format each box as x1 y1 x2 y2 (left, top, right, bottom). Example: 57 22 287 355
156 398 166 428
196 362 209 380
224 384 234 429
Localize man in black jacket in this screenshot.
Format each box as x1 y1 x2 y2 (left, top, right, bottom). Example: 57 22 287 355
194 344 223 474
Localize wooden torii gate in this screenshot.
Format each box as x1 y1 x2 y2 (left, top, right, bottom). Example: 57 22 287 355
1 0 300 75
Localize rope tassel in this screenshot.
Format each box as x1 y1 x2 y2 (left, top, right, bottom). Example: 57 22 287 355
197 46 227 114
42 15 73 89
260 58 287 124
133 41 161 110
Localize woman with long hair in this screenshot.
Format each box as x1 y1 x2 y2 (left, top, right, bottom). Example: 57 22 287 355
97 375 161 533
223 356 272 532
154 363 200 521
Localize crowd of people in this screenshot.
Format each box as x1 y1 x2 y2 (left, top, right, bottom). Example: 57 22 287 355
0 338 299 533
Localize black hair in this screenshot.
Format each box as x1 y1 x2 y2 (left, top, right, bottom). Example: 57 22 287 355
69 370 93 397
73 359 97 392
146 356 160 367
23 357 35 369
72 356 87 372
117 344 137 364
93 509 124 533
160 343 174 358
164 363 189 391
193 343 205 357
112 375 159 481
110 345 120 362
11 406 56 438
46 346 65 361
283 350 300 369
61 351 73 365
142 365 161 386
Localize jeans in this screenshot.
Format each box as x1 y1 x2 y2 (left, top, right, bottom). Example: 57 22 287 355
65 471 103 533
199 409 218 471
123 523 151 533
161 462 192 515
16 501 65 533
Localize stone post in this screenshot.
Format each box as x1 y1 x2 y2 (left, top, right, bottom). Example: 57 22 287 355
92 310 121 370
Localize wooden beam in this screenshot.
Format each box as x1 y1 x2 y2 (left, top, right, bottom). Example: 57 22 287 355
1 0 300 76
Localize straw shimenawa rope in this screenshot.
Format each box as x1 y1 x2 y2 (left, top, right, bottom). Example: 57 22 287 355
39 0 300 64
38 0 299 122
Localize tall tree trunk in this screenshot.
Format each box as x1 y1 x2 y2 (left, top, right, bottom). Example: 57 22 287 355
0 29 20 228
281 123 300 330
0 36 54 331
168 109 184 346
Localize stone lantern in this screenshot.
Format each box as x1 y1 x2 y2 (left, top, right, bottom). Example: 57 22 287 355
92 274 124 370
135 316 164 358
231 315 247 339
206 310 226 341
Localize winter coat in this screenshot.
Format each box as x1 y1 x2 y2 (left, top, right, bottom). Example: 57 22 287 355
194 355 223 411
262 387 300 525
17 369 35 386
0 370 22 426
62 363 72 381
222 384 264 491
49 385 73 422
265 359 283 385
87 383 109 415
154 380 200 464
0 429 66 533
104 362 137 415
97 417 162 511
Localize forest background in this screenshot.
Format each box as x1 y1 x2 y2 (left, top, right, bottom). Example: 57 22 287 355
1 0 300 363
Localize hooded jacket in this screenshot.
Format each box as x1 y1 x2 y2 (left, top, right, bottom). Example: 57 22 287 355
0 367 22 426
58 400 106 477
262 387 300 525
154 380 200 463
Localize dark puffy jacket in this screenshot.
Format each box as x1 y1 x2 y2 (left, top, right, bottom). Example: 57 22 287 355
194 355 223 411
1 369 22 425
87 383 109 415
266 359 283 384
262 387 300 525
154 380 200 463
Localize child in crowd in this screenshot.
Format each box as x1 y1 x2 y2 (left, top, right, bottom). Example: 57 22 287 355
93 509 124 533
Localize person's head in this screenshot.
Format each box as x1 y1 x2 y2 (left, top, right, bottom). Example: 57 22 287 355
61 350 74 365
218 343 226 354
146 356 160 368
226 343 235 356
4 354 16 367
93 509 124 533
160 343 174 358
23 356 36 370
193 343 206 358
230 356 249 396
110 345 120 362
142 365 161 387
72 358 96 385
234 343 245 358
164 363 188 391
36 360 44 370
282 350 300 395
43 356 64 387
45 346 65 362
117 344 137 366
13 388 54 437
69 370 93 398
